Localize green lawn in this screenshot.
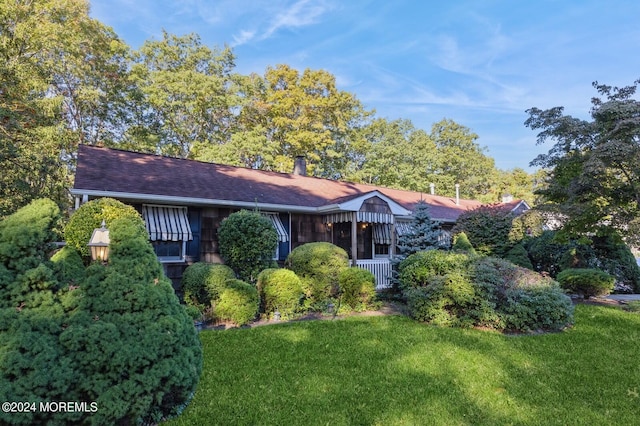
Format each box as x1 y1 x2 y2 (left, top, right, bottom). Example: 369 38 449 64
167 305 640 425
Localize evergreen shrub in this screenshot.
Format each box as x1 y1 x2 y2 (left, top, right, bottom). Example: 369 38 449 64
338 267 376 311
257 268 303 319
504 243 533 269
285 242 349 305
215 279 259 326
218 210 278 283
452 232 476 254
398 250 469 290
60 217 202 424
181 262 235 311
556 268 615 299
51 246 86 286
64 197 145 259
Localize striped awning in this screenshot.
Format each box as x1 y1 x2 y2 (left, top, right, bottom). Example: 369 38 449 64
373 223 392 245
324 211 394 224
395 221 414 236
142 205 192 242
262 213 289 242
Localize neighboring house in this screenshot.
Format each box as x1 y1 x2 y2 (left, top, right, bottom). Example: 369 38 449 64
71 145 517 289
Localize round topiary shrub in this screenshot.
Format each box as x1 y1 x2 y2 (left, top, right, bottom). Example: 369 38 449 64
214 279 259 326
556 268 615 299
338 267 376 311
204 264 237 303
181 262 213 308
218 210 279 283
257 268 304 318
285 242 349 305
64 198 145 259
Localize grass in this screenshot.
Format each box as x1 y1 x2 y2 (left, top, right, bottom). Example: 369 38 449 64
167 305 640 425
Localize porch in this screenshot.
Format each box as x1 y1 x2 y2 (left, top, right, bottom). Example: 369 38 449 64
351 258 393 290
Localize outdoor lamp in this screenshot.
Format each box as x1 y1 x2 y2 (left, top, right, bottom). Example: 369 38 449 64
88 220 110 262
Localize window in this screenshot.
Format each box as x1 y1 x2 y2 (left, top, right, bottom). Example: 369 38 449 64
142 205 193 262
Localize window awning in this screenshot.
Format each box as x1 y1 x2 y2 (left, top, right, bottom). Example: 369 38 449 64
323 211 394 224
373 223 392 245
142 205 192 242
262 213 289 242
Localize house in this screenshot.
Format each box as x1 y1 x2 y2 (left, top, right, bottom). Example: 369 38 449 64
71 145 519 288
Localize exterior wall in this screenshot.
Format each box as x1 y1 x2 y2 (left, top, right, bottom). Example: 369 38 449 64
200 207 236 263
291 213 331 250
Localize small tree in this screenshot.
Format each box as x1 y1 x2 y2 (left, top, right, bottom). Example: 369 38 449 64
453 205 514 256
218 210 278 283
396 201 442 258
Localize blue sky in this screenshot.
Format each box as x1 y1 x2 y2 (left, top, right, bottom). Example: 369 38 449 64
89 0 640 171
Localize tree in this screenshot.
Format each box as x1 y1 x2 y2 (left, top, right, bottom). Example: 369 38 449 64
526 79 640 243
217 210 278 283
0 0 129 217
396 201 443 258
429 119 499 202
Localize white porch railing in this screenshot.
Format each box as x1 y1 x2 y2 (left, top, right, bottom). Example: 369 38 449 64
351 258 392 290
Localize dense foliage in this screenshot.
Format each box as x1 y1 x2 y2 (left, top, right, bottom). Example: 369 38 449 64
0 202 202 425
181 262 236 315
218 210 278 283
284 242 349 306
453 205 515 256
257 268 304 319
556 268 615 299
399 250 574 332
64 197 145 258
527 80 640 244
214 279 259 326
337 267 377 311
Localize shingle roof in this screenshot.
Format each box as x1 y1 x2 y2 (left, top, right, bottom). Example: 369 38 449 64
72 145 484 222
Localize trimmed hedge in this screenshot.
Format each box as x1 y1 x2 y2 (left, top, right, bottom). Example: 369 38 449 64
257 268 304 319
64 198 145 259
181 262 236 319
285 242 349 305
215 279 259 326
557 268 615 299
338 267 376 311
398 250 470 290
51 246 86 286
218 210 278 283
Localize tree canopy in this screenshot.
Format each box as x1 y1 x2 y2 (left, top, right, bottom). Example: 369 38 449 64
0 0 536 218
526 80 640 243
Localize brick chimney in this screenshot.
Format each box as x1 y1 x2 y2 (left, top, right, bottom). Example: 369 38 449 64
293 156 307 176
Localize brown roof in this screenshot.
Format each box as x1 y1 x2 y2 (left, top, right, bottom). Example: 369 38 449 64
72 145 484 222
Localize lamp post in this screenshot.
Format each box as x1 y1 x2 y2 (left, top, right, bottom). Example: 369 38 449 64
88 220 110 263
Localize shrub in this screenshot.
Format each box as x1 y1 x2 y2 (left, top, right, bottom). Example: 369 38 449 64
64 197 145 259
338 267 377 311
218 210 279 283
404 272 479 327
398 250 470 290
452 205 515 256
204 264 237 302
452 232 476 254
504 243 533 269
51 246 86 286
524 230 567 277
215 279 259 326
556 268 615 299
40 216 201 425
285 242 349 305
257 268 304 318
181 262 235 310
472 257 574 332
181 262 213 308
